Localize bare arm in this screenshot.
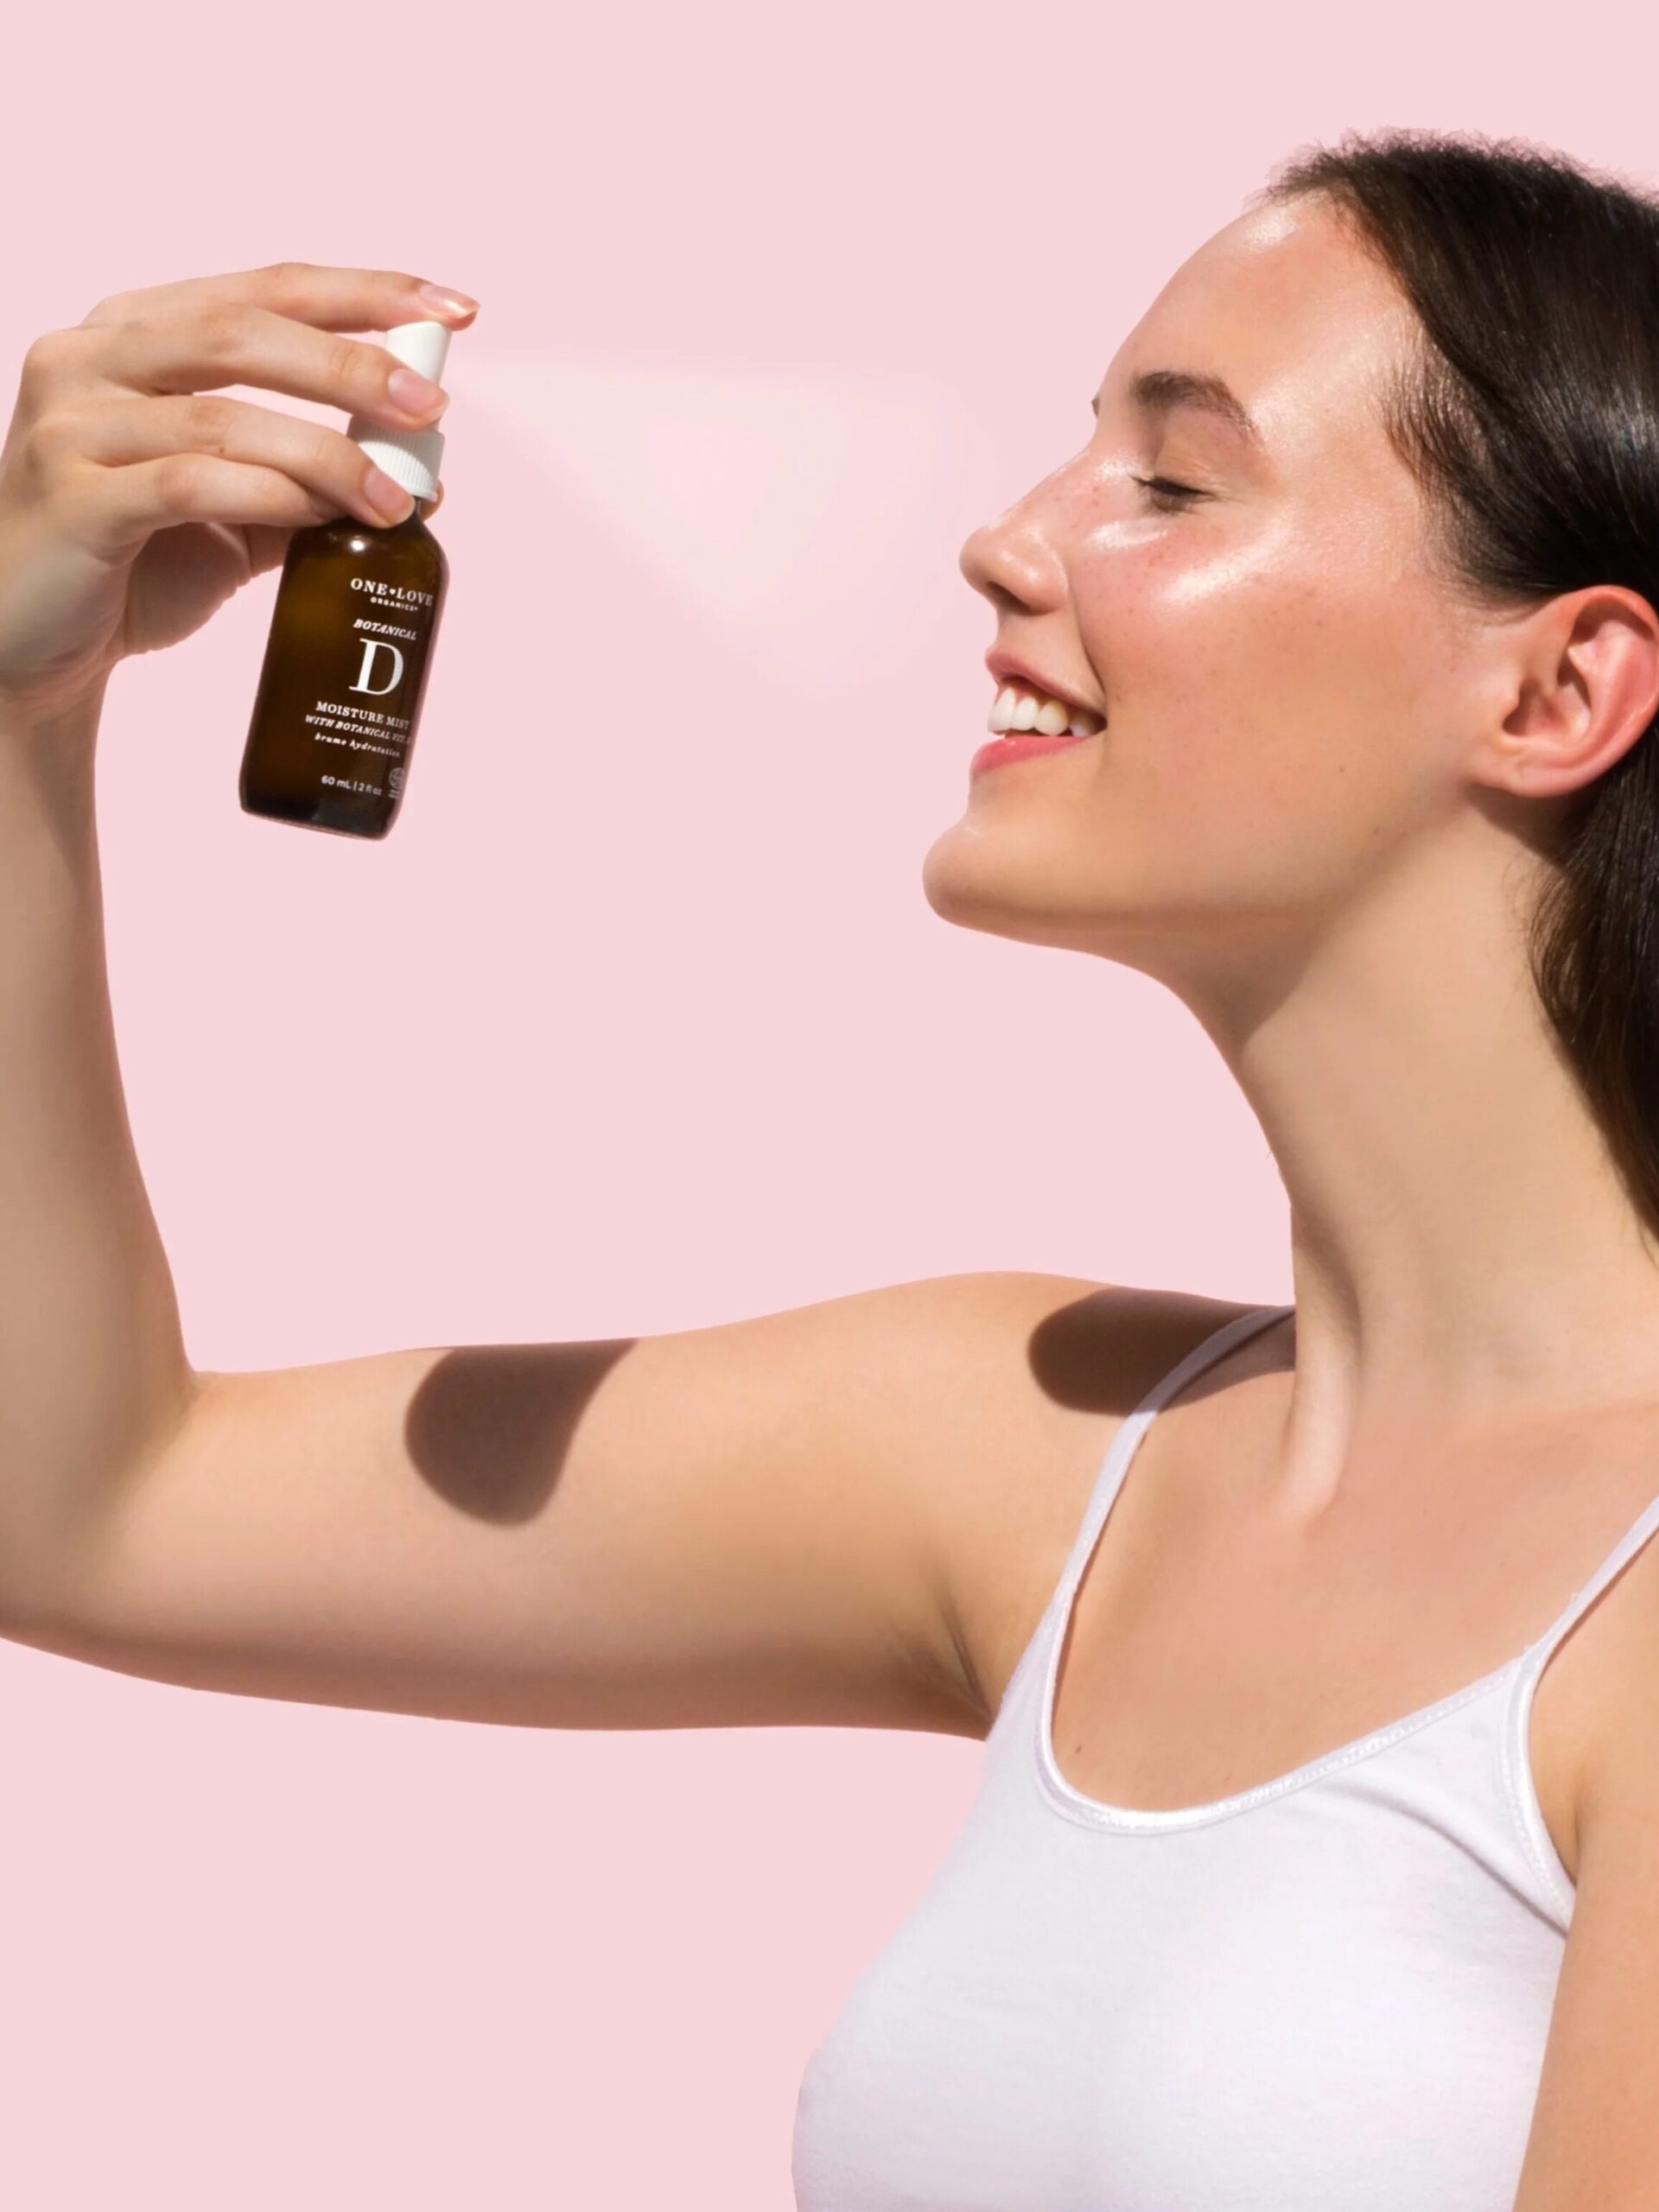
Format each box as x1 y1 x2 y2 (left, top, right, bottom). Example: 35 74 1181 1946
0 259 471 1614
0 687 196 1596
0 661 1109 1738
23 1267 1117 1736
0 259 1131 1741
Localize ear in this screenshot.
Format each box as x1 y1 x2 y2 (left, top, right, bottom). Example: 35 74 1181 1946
1486 585 1659 799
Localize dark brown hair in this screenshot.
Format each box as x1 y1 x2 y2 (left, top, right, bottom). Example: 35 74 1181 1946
1255 128 1659 1237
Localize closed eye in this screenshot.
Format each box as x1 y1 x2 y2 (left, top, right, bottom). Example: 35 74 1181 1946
1129 474 1208 512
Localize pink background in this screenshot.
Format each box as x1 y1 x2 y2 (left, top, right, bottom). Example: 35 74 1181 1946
0 7 1643 2205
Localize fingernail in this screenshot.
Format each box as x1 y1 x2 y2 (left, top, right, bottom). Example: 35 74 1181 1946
364 466 414 520
417 283 479 317
388 365 447 417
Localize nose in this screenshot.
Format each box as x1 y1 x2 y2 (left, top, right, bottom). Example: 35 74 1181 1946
958 495 1067 614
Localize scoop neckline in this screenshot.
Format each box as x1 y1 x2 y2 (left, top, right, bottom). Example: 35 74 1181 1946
1032 1300 1542 1836
1035 1626 1533 1834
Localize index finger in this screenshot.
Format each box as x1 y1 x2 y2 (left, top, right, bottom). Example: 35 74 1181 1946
79 260 479 334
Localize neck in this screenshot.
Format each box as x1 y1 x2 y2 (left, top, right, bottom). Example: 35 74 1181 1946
1175 802 1659 1442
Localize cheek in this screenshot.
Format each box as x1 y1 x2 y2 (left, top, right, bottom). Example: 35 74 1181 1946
1072 533 1446 894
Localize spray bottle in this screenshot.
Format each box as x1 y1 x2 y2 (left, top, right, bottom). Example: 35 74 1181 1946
239 319 454 840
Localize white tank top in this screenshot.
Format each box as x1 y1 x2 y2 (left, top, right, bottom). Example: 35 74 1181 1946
791 1301 1659 2211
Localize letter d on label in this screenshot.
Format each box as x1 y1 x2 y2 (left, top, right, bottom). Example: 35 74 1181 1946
350 639 405 696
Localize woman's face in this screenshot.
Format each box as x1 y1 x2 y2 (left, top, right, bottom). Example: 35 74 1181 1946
924 191 1488 983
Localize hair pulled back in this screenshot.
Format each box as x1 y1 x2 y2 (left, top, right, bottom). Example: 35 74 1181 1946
1259 128 1659 1236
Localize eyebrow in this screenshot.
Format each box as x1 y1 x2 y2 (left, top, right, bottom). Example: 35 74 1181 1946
1091 368 1264 451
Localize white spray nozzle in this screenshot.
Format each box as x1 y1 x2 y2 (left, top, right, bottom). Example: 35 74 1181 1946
346 319 455 506
381 320 452 386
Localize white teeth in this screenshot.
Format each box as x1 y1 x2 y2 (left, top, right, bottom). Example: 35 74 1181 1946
984 681 1108 738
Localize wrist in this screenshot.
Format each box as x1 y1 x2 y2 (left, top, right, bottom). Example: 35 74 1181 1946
0 670 111 746
0 677 110 858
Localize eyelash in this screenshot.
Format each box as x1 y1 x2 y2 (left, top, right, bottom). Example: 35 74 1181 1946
1128 473 1206 511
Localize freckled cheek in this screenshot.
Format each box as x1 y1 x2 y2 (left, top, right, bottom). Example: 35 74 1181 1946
1077 549 1412 827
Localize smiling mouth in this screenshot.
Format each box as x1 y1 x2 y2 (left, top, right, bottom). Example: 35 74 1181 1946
987 683 1105 739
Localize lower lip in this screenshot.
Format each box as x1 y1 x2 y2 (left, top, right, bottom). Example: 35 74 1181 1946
969 729 1097 779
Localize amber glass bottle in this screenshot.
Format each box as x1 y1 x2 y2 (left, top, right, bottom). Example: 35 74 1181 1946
239 320 454 841
239 503 447 839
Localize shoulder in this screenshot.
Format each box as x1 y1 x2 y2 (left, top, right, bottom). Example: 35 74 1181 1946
1560 1529 1659 1866
892 1273 1270 1731
664 1267 1267 1735
1511 1535 1659 2200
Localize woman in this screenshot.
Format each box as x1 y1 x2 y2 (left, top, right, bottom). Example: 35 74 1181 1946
0 122 1655 2208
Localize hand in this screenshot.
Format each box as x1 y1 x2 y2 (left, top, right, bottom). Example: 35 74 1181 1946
0 262 477 725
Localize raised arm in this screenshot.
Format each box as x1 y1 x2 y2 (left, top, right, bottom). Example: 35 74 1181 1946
0 260 1136 1743
0 259 474 1618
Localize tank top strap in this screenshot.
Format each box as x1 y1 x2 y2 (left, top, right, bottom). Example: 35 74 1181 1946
1520 1478 1659 1681
991 1300 1293 1726
1047 1300 1294 1620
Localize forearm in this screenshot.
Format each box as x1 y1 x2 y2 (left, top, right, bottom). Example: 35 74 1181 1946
0 684 196 1621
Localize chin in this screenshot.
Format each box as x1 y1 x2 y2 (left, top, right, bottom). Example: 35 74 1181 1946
920 823 1190 969
919 827 1089 950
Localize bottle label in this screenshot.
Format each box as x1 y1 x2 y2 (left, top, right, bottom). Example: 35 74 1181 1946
305 575 438 796
240 530 445 834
